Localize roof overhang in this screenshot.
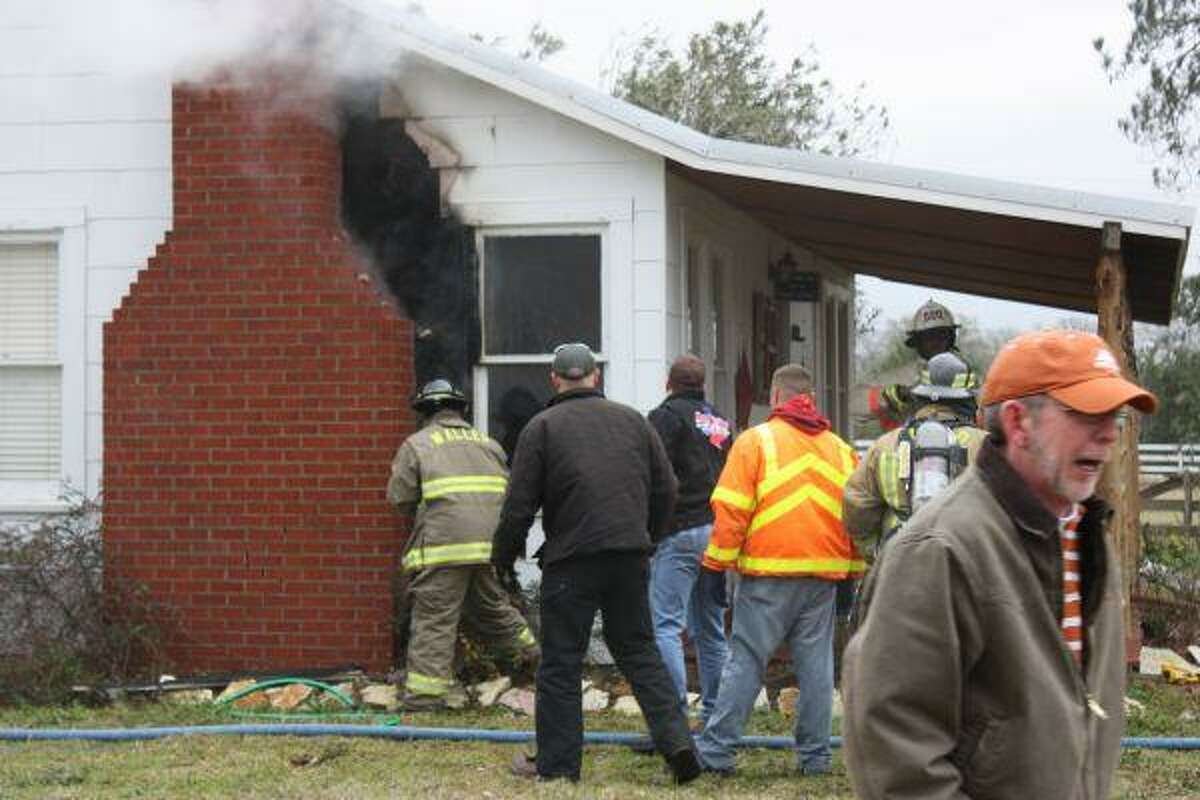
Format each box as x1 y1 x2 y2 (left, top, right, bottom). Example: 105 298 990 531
669 161 1189 325
342 0 1194 325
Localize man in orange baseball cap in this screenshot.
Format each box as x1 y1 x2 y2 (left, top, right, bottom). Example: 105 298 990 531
842 330 1155 800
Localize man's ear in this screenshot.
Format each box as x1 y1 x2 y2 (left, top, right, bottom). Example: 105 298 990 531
1001 400 1031 447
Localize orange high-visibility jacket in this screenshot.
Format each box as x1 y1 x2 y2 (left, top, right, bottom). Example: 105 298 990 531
703 418 865 579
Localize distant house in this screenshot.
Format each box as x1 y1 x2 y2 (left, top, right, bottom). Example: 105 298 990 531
1 1 1190 673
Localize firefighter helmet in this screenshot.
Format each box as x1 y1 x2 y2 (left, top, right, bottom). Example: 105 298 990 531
412 379 467 413
904 299 959 347
911 352 974 401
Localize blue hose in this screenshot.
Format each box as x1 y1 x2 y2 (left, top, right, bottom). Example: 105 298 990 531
1 725 1198 749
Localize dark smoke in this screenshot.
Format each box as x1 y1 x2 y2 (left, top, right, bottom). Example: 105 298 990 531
339 84 479 396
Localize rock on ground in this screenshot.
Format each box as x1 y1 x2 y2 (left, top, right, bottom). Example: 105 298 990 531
162 689 213 705
472 677 512 708
362 683 399 710
267 683 313 711
215 679 257 706
612 695 641 716
777 687 800 718
498 688 536 717
1140 646 1200 676
582 687 609 712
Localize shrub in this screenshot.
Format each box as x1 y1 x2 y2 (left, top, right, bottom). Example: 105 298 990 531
1139 524 1200 649
0 491 173 704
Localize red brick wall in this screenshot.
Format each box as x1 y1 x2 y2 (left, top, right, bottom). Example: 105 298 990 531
103 84 413 673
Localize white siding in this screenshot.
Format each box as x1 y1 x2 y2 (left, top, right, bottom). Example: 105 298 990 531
665 171 854 425
0 2 171 511
386 62 669 413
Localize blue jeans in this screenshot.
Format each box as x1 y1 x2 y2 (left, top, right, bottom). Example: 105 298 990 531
696 575 836 773
649 524 729 719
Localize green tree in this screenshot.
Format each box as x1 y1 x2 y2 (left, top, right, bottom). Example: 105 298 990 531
609 10 889 156
856 314 1012 386
1137 273 1200 440
1096 1 1200 187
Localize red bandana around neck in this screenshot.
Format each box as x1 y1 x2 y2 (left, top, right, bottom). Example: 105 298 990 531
768 394 831 434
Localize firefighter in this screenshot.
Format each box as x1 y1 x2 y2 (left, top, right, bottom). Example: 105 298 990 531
845 352 987 555
875 299 978 428
387 379 538 711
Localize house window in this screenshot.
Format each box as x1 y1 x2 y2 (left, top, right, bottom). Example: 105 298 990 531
478 231 603 458
483 235 600 355
0 241 61 482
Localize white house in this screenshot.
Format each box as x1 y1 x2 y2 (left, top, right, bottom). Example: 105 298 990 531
1 0 1191 520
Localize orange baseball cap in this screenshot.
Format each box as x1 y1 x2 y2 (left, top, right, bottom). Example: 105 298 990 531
980 330 1157 414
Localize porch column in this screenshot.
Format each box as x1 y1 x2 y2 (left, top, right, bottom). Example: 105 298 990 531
1094 221 1142 664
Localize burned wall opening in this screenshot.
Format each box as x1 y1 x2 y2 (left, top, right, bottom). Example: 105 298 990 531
340 87 478 396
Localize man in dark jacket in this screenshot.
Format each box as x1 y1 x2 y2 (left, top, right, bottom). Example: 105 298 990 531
842 330 1157 800
646 354 731 723
492 342 701 785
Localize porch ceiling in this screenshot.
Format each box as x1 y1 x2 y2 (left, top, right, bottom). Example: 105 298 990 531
671 161 1187 326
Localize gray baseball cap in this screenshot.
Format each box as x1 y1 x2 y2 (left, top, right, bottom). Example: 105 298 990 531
551 342 596 379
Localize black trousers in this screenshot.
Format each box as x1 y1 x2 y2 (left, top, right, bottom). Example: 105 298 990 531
535 550 692 779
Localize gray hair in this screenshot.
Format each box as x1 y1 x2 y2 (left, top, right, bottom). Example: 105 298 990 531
771 364 813 402
983 394 1046 445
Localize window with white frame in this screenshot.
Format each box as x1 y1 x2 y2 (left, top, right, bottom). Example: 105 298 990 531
477 230 603 459
0 240 61 483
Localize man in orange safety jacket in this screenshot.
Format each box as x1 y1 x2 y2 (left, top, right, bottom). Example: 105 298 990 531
694 363 864 777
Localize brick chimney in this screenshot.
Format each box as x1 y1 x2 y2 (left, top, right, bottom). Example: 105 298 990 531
103 84 413 673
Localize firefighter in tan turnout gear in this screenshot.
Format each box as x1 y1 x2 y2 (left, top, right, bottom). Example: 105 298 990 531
387 379 538 711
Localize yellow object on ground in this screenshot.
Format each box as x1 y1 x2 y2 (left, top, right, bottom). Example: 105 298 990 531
1161 663 1200 685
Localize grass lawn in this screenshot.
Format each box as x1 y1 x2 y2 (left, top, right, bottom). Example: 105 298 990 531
0 677 1197 799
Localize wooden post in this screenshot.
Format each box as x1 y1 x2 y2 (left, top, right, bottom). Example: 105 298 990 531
1094 221 1143 666
1184 470 1194 532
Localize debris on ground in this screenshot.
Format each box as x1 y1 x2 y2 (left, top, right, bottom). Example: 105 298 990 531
1140 646 1200 677
1162 663 1200 685
361 684 399 710
612 695 641 716
471 676 511 708
497 687 536 716
161 689 213 705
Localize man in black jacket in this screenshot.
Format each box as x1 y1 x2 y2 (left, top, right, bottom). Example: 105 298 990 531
647 355 731 723
492 342 701 785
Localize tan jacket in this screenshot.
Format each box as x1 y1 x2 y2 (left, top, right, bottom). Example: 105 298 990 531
842 440 1125 800
843 404 986 553
387 411 509 572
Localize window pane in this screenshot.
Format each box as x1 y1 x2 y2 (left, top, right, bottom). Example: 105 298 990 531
484 235 600 355
0 241 60 483
0 365 61 480
0 242 57 360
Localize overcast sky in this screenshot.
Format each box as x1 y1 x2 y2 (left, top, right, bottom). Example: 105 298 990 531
414 0 1195 333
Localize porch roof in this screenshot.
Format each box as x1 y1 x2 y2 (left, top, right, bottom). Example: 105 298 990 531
345 0 1193 325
